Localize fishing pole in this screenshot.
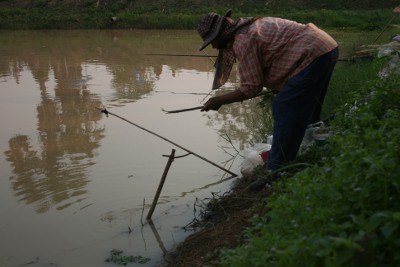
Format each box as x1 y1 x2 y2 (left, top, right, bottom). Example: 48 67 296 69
145 53 217 58
162 106 203 114
162 90 275 114
146 53 351 62
372 9 400 44
95 107 237 177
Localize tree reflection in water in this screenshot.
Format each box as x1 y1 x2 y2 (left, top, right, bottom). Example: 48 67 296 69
5 85 104 213
1 30 270 214
3 34 106 213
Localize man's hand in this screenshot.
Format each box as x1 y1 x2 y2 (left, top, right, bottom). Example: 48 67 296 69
201 89 251 112
201 96 223 111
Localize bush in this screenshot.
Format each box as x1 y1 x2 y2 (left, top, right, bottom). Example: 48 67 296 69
219 58 400 266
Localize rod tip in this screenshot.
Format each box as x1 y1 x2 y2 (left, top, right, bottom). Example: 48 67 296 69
100 106 109 117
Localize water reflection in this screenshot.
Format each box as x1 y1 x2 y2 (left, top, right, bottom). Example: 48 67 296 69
0 30 265 214
202 85 273 152
4 61 104 212
0 29 379 266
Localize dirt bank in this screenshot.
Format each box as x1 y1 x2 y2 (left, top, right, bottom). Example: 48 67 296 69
160 173 270 266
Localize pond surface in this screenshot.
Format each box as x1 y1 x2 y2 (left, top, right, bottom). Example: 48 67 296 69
0 30 266 267
0 27 385 266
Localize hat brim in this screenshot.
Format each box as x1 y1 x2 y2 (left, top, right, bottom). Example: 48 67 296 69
199 9 232 51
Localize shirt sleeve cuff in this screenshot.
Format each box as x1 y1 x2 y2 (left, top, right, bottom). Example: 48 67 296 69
240 84 263 98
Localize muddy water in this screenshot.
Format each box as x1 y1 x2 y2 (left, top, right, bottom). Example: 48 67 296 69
0 30 266 266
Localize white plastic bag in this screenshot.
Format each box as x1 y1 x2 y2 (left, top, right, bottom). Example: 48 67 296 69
240 143 271 176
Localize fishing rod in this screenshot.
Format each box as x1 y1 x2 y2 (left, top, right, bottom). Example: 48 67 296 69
372 9 400 44
162 106 203 114
162 90 275 114
146 53 351 62
145 53 217 58
95 107 237 177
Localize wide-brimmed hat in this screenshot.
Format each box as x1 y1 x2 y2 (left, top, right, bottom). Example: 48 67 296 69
197 10 232 51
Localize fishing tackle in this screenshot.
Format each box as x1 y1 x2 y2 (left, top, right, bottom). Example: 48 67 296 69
96 107 237 177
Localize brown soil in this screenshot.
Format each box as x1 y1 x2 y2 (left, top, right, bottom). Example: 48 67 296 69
160 174 271 267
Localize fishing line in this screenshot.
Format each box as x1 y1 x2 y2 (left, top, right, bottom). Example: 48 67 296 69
96 107 237 177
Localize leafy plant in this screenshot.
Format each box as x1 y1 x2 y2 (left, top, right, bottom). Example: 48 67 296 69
105 249 150 265
218 56 400 266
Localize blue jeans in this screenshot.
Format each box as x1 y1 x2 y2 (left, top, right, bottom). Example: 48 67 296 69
267 47 339 171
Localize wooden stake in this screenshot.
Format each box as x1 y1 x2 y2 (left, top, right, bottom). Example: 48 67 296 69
146 149 175 221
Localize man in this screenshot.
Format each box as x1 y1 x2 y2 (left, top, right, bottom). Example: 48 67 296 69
198 10 338 172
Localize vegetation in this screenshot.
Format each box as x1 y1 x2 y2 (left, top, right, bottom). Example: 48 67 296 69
163 29 400 266
216 55 400 265
0 0 398 29
105 249 150 265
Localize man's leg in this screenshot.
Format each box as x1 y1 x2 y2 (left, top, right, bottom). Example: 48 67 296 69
309 48 339 124
267 48 338 171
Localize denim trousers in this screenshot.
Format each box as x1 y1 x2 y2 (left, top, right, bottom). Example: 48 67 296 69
267 47 339 171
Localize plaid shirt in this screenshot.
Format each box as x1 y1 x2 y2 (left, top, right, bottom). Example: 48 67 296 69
233 17 338 96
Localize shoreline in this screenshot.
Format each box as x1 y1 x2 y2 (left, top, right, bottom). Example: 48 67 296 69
160 173 269 266
0 6 394 31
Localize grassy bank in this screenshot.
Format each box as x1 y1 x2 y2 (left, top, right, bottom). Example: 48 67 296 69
0 9 395 30
0 0 398 30
165 55 400 267
214 54 400 266
162 31 400 266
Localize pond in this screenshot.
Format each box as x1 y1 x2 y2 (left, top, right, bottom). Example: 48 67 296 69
0 27 387 266
0 29 267 267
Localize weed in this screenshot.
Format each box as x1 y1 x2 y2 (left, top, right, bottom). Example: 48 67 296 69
218 55 400 266
105 249 150 265
0 2 398 30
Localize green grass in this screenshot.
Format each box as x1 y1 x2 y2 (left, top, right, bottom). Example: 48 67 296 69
218 57 400 266
321 25 400 120
0 2 397 30
0 7 114 29
322 57 386 120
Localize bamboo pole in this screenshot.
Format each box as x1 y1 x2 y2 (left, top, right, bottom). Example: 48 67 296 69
146 149 175 220
372 12 399 44
145 53 217 58
162 106 203 114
